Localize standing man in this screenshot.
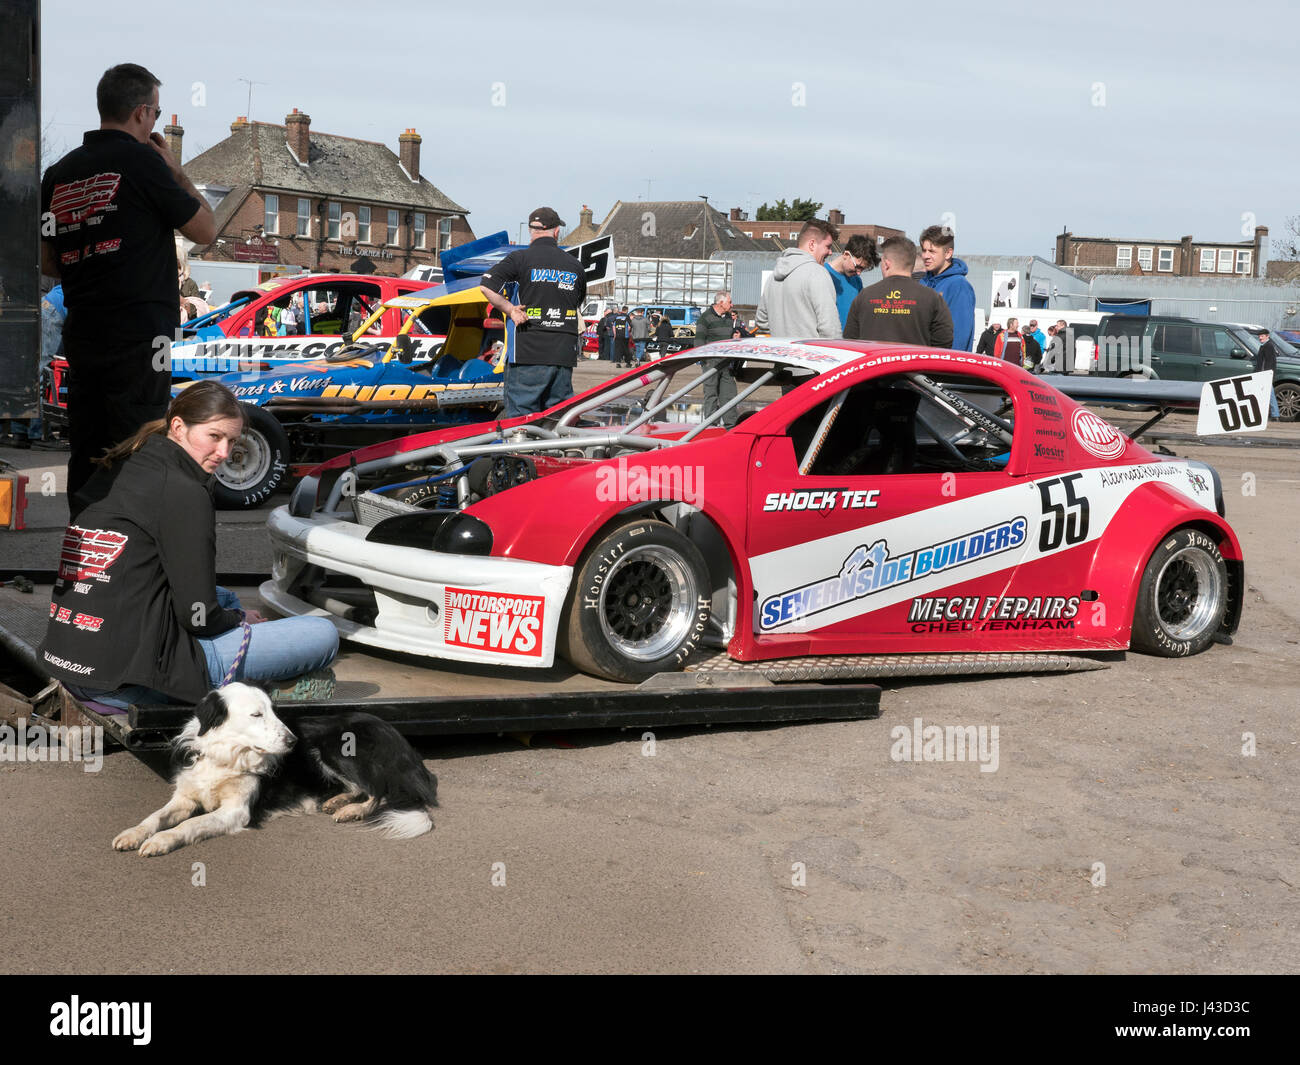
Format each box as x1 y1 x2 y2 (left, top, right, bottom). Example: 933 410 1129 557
993 317 1025 364
694 290 741 424
844 236 953 347
1025 319 1047 352
1256 329 1281 419
40 63 216 511
596 306 615 361
755 219 842 338
613 306 632 367
976 320 1001 356
824 234 880 330
917 224 977 351
478 207 587 418
629 308 651 365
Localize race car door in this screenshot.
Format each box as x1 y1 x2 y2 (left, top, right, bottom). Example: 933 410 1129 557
746 368 1036 653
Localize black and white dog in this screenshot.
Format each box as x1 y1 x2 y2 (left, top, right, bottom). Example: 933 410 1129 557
112 683 438 857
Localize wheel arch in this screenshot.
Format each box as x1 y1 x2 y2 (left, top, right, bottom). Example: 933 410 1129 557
1087 484 1244 644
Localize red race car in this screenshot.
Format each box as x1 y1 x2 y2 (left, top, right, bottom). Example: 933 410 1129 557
263 339 1245 682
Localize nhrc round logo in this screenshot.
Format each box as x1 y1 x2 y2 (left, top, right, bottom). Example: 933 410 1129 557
1071 408 1126 459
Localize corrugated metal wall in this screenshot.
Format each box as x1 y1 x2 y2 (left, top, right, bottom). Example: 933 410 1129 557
1089 275 1300 329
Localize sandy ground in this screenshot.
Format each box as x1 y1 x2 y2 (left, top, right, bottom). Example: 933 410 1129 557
0 409 1297 973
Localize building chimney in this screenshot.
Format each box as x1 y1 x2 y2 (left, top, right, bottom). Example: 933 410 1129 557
285 109 311 164
164 114 184 167
230 115 249 134
828 208 845 225
579 204 593 229
399 128 421 182
729 207 742 221
1254 225 1269 277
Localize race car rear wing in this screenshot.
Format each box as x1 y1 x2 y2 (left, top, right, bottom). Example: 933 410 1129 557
1041 371 1274 439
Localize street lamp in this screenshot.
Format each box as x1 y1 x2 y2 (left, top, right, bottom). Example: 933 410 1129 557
699 195 709 263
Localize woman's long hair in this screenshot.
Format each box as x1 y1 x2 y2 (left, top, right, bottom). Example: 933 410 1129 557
95 380 246 467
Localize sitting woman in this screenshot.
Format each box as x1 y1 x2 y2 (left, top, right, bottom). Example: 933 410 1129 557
41 381 339 707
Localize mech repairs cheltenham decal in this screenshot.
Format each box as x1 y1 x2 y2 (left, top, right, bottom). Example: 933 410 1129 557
908 594 1080 633
443 587 544 657
759 516 1028 630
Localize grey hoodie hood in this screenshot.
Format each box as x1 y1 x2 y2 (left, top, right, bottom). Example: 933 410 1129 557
755 247 842 339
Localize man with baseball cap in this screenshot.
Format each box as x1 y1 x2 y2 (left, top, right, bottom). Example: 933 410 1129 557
478 207 587 416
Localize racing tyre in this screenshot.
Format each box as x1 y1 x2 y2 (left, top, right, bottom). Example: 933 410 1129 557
1274 382 1300 422
213 405 292 510
1130 528 1228 657
561 520 711 682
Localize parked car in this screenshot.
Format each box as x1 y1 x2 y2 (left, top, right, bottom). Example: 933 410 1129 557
199 280 506 508
262 340 1243 683
1091 314 1299 419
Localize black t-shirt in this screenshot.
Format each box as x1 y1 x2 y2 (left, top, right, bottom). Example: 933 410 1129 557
41 130 201 347
479 237 587 367
843 276 954 348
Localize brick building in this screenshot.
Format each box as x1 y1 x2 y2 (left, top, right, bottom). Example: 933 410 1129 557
174 110 474 275
1054 227 1269 279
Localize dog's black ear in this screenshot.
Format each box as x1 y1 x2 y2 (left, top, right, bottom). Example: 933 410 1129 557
194 690 228 736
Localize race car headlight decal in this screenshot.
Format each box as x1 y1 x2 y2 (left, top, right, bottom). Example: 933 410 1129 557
366 510 493 556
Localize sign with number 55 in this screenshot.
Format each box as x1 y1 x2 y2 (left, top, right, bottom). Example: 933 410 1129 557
1197 372 1273 436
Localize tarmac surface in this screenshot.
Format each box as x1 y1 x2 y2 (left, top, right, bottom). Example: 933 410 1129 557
1 374 1298 974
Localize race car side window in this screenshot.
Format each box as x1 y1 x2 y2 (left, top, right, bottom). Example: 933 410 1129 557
788 373 1015 476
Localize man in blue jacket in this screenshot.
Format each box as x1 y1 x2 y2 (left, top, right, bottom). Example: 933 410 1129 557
918 224 976 351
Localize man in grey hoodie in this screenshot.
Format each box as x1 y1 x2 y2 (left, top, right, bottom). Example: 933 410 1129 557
755 219 842 339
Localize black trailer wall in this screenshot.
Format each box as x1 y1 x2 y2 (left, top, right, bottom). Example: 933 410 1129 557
0 1 39 420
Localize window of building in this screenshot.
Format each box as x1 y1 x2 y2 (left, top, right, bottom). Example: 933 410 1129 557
763 231 780 238
388 209 400 246
438 217 453 251
1218 249 1233 273
789 232 798 240
1158 248 1173 272
358 205 371 243
1116 246 1132 268
413 212 426 249
1137 247 1153 271
1236 250 1251 274
1199 248 1215 273
264 194 278 235
328 202 340 240
297 198 311 237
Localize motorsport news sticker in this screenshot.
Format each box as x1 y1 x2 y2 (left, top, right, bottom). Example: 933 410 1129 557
1071 409 1126 460
443 587 545 657
58 526 128 582
1196 371 1273 436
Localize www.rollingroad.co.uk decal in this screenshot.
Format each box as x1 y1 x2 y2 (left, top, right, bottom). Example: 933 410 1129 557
759 516 1028 630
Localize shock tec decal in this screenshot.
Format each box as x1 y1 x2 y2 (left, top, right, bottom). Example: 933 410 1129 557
748 459 1218 634
763 488 879 512
442 587 544 657
759 517 1027 630
58 526 128 582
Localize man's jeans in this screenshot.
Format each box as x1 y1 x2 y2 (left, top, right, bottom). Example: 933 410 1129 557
504 363 574 418
702 363 739 427
633 340 646 364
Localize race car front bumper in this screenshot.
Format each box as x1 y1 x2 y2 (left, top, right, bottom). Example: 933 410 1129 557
263 505 573 667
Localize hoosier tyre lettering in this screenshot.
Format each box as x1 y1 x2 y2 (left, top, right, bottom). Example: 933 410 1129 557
213 405 292 509
1130 527 1228 657
561 520 711 682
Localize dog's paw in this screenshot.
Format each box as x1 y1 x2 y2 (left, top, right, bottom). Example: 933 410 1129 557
331 802 373 823
113 826 150 852
322 793 362 815
137 833 181 857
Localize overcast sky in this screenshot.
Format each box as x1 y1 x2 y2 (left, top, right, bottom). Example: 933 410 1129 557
41 0 1300 260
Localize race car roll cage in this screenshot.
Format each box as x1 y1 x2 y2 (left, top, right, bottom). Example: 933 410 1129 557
313 357 1012 518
